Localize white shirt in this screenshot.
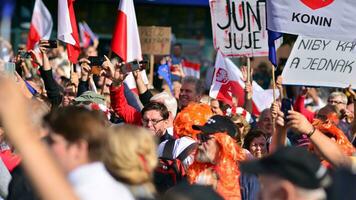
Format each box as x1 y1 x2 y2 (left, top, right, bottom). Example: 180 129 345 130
68 162 134 200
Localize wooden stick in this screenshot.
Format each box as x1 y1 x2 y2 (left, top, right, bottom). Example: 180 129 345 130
247 57 251 83
271 64 276 102
100 76 106 95
149 54 154 86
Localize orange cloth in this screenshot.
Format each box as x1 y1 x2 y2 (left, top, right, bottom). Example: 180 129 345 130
187 132 245 200
174 103 213 140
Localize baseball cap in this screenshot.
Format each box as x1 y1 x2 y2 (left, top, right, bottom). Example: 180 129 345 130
74 91 106 105
192 115 237 138
240 146 331 189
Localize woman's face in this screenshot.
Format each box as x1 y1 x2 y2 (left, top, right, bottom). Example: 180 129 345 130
249 135 267 158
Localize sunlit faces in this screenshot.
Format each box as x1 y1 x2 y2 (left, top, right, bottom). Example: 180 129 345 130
179 82 199 108
142 110 168 137
62 86 76 107
249 135 267 158
210 99 223 115
195 136 220 164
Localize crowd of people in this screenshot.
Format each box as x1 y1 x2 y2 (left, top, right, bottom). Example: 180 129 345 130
0 37 355 200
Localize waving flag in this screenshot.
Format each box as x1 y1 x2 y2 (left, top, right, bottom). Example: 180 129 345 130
268 30 283 67
182 60 200 78
210 51 277 115
111 0 142 62
158 64 173 93
79 21 97 48
58 0 80 63
27 0 53 50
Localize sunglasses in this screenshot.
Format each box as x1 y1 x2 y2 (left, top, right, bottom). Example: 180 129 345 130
197 134 213 143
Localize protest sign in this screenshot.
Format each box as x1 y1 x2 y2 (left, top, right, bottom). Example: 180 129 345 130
209 0 271 57
267 0 356 42
282 36 356 89
139 26 171 55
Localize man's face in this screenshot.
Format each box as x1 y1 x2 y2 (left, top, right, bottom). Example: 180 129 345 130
210 100 223 115
179 82 199 108
173 45 182 57
195 135 220 164
328 96 347 111
48 133 80 173
142 110 168 137
258 110 273 136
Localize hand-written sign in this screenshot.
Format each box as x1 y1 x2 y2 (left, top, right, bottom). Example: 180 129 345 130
282 36 356 89
139 26 171 55
210 0 272 57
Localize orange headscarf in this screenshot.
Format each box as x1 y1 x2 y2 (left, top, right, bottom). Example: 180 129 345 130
174 103 213 140
187 132 245 200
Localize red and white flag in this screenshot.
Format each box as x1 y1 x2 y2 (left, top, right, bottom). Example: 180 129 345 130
27 0 53 50
209 51 277 115
58 0 80 63
111 0 142 62
182 60 200 79
111 0 148 92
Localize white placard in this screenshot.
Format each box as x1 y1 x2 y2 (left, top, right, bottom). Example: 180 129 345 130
282 36 356 89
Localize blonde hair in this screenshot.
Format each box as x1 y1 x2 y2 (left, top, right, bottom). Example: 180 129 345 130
104 125 158 185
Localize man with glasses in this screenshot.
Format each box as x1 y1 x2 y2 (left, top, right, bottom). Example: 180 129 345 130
327 92 348 111
141 102 173 142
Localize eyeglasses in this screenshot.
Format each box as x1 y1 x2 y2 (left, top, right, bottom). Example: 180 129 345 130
142 118 165 126
327 100 346 105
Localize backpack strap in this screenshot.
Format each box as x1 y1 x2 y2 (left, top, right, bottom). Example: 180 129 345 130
177 142 198 161
162 139 176 159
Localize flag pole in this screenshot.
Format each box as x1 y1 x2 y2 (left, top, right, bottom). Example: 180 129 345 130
247 57 251 83
149 54 154 86
247 57 252 99
271 64 276 102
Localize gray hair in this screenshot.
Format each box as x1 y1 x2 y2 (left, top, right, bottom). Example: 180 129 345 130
181 76 205 96
328 92 348 104
150 92 178 118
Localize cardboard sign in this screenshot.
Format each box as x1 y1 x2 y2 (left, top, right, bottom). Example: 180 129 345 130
210 0 270 57
139 26 171 55
282 36 356 89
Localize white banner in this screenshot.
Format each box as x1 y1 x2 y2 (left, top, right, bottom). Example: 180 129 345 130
267 0 356 42
282 36 356 89
210 0 270 57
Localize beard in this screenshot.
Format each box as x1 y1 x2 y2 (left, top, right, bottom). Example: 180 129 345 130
195 146 214 163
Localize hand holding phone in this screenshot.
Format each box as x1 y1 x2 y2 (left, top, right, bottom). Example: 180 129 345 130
281 98 293 120
39 40 58 49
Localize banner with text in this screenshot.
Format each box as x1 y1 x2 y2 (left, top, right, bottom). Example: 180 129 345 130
282 36 356 89
139 26 171 55
267 0 356 42
210 0 271 57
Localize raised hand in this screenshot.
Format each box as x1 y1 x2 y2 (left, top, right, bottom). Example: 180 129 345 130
286 110 314 135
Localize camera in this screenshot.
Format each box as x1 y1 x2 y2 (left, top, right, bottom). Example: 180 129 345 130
88 56 105 66
120 60 149 74
41 40 58 48
18 51 31 59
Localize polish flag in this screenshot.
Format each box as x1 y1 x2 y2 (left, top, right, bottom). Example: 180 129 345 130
27 0 53 50
58 0 80 64
182 60 201 79
209 51 277 116
111 0 148 92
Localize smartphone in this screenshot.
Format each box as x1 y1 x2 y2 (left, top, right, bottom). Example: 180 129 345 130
18 51 31 59
120 60 149 74
88 56 105 66
281 98 293 119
